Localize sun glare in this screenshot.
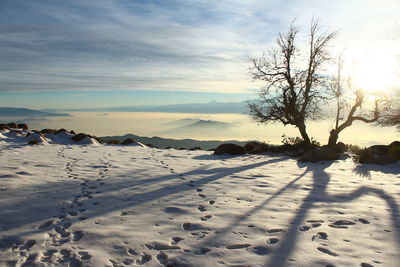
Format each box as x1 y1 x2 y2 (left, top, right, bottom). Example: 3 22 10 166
351 45 400 95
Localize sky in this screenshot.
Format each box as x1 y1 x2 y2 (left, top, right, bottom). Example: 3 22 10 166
1 0 400 108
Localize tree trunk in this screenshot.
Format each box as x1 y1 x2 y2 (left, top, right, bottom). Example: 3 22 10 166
327 129 339 147
297 123 311 149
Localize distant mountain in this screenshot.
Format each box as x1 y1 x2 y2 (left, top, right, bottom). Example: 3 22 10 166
51 101 249 114
0 107 70 117
164 119 233 135
99 133 251 150
182 120 232 128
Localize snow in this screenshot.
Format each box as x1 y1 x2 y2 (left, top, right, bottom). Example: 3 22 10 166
26 133 49 145
125 141 147 147
0 135 399 267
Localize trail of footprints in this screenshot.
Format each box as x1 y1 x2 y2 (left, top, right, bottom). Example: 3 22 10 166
8 150 112 266
5 148 386 267
145 151 382 266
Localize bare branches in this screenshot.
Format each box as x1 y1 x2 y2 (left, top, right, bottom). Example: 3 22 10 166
249 19 336 146
327 79 385 146
378 101 400 128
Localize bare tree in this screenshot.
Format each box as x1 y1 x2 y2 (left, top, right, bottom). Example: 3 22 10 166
327 56 388 146
249 20 336 148
327 89 382 147
377 102 400 129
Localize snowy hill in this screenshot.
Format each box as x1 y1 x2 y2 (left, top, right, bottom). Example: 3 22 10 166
0 127 399 266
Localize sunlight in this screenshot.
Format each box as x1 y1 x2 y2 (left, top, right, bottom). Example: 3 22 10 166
351 44 400 94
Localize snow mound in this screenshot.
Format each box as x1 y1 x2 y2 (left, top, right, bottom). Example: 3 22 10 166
45 132 75 145
75 136 100 146
125 141 147 147
26 132 49 145
4 130 25 138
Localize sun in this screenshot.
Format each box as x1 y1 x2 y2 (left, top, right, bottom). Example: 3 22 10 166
351 44 400 95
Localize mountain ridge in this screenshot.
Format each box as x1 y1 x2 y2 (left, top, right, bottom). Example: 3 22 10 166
0 107 70 117
100 133 252 150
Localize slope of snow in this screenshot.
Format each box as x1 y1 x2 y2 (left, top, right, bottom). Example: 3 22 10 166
0 141 399 267
26 133 49 145
124 141 147 147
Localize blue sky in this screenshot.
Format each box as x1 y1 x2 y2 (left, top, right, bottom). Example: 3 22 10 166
1 0 399 108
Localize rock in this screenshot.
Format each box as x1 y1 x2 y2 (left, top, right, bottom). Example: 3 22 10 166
356 143 398 164
17 123 28 130
6 123 17 129
28 140 39 145
189 147 202 151
0 124 6 130
244 141 261 152
389 141 400 148
367 145 389 155
333 142 347 153
121 138 146 147
26 132 48 145
358 154 397 165
244 141 269 154
71 133 88 142
145 144 158 149
299 147 340 162
213 143 246 155
121 138 137 145
9 130 24 136
40 129 57 134
54 128 68 135
389 141 400 160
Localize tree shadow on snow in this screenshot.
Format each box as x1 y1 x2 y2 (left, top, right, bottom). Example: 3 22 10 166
0 156 288 246
266 161 400 267
352 161 400 177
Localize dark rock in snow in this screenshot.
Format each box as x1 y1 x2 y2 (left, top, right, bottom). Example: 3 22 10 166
71 133 88 142
213 143 246 155
299 147 340 162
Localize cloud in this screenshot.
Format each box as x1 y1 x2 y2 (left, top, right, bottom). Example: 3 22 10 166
0 0 399 94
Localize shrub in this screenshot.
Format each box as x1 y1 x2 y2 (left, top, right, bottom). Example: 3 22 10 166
389 145 400 160
352 148 371 163
281 134 320 147
347 144 364 155
28 140 39 145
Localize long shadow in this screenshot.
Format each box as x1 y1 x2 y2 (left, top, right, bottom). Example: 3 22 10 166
0 156 287 243
353 161 400 176
267 161 400 267
266 163 330 266
185 167 310 252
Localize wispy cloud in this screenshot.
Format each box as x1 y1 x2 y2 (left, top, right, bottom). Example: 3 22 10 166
0 0 399 94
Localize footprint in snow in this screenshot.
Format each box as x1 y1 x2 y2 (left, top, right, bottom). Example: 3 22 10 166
267 238 279 244
170 237 184 245
312 232 328 241
19 240 37 250
225 244 251 249
267 228 284 233
198 205 207 212
252 245 270 255
37 219 56 229
358 218 370 224
136 252 152 265
145 241 180 250
329 220 356 229
299 225 311 231
317 247 339 257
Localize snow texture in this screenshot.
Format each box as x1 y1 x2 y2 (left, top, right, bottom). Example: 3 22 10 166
0 130 399 266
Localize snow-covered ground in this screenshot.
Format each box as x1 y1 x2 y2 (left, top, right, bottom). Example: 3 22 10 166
0 130 399 267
